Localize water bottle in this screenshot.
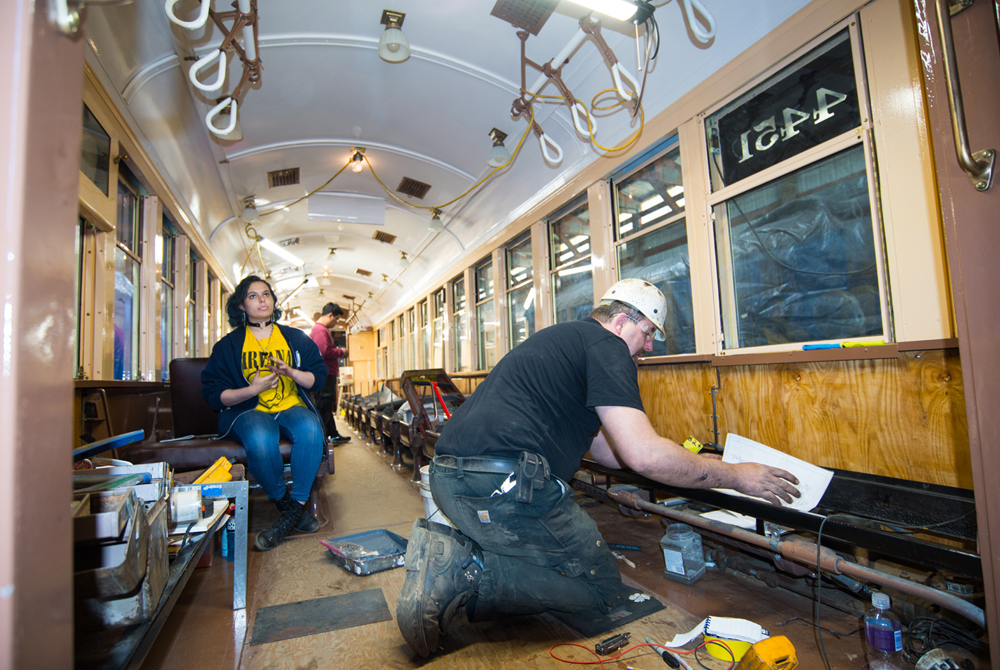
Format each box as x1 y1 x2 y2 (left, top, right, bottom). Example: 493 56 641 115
864 592 903 670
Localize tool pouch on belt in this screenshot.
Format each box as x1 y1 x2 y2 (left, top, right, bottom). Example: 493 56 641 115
514 451 551 504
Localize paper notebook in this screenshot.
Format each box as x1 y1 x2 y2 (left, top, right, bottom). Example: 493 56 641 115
665 616 770 647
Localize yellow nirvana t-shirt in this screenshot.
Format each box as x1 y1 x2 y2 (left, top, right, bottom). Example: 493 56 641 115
241 327 305 413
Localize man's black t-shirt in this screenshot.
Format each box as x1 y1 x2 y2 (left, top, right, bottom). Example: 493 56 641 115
436 318 645 481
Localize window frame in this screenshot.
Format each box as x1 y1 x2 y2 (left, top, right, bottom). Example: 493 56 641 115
700 18 891 355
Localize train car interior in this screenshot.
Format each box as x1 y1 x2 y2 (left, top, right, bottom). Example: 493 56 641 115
1 0 999 668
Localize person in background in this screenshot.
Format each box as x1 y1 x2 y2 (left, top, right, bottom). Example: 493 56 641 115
396 278 800 656
310 302 350 444
201 275 328 551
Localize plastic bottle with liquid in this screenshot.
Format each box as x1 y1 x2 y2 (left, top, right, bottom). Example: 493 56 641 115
864 592 903 670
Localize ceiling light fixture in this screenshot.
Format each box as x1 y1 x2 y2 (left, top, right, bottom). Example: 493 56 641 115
351 147 366 173
240 195 260 224
379 273 389 288
487 128 512 168
259 238 304 266
377 10 410 63
565 0 640 21
428 208 444 232
399 251 409 266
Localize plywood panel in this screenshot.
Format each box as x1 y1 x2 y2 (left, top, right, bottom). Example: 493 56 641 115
637 363 718 444
638 351 971 489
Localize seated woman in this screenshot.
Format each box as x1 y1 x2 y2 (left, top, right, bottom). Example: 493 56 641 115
201 275 328 551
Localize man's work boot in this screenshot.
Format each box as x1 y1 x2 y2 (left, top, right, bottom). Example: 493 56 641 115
254 492 306 551
396 519 483 657
275 492 320 534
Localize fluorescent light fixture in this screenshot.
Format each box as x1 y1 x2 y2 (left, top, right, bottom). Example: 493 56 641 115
259 238 304 266
275 275 306 291
296 308 315 326
565 0 639 21
667 185 685 197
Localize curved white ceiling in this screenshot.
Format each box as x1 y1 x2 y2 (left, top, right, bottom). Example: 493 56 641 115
83 0 812 327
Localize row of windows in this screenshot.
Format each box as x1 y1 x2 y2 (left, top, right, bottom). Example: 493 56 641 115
374 19 920 377
76 97 226 382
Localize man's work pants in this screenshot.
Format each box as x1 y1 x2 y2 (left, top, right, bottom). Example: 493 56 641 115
429 456 621 621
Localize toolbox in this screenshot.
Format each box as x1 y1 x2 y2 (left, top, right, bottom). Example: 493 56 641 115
320 529 408 576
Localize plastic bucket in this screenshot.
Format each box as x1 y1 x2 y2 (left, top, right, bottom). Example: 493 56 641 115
705 636 752 662
419 465 454 527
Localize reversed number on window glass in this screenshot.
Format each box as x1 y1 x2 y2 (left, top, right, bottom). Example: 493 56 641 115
737 88 848 164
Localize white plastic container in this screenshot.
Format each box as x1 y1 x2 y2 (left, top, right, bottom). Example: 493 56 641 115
660 523 706 584
419 465 454 527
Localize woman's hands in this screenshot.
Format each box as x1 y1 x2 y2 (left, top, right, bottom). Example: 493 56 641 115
248 368 280 394
262 356 314 390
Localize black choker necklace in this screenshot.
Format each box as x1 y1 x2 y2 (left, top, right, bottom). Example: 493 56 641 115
248 321 269 328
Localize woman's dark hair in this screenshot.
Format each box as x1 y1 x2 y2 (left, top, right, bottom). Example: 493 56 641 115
226 274 283 328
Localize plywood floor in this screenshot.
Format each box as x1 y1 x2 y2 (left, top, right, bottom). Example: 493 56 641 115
136 420 885 670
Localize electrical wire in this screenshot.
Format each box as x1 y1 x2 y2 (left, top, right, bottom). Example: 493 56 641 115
904 616 988 663
362 106 536 213
583 89 645 153
259 159 352 218
548 641 731 670
815 512 854 670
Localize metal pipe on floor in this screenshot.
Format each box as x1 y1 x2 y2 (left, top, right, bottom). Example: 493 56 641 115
597 485 985 628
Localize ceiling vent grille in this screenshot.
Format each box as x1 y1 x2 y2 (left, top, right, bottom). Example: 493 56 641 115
342 294 355 301
267 168 300 188
372 231 397 245
355 269 372 277
490 0 556 35
397 177 431 199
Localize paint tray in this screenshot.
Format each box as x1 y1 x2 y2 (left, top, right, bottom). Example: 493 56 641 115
320 529 408 576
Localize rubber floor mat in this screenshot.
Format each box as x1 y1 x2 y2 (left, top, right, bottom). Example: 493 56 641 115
250 587 392 645
549 584 665 638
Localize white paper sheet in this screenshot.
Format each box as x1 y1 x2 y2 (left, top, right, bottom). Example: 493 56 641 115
714 433 833 511
700 509 758 529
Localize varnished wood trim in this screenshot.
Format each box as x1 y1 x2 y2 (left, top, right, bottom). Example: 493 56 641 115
711 344 900 367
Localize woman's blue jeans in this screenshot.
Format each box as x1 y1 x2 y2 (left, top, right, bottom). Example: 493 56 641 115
230 405 324 503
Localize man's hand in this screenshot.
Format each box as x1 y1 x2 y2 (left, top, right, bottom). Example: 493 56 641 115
730 462 800 506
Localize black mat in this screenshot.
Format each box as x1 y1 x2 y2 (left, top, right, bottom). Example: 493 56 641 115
550 584 665 638
250 588 392 645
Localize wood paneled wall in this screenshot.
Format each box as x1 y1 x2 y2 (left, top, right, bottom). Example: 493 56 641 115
638 350 971 489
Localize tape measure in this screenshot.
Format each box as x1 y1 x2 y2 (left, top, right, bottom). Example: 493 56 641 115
682 436 704 453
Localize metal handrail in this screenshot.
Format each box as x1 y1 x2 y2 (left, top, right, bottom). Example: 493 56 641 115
935 0 995 190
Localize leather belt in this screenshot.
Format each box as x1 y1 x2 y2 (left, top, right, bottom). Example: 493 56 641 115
434 455 517 475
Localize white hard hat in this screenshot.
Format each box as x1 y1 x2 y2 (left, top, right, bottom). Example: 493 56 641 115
599 278 667 341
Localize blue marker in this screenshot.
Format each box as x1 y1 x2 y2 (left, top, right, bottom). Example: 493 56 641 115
803 343 839 350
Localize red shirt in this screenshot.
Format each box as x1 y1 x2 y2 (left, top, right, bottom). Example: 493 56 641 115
309 322 345 377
